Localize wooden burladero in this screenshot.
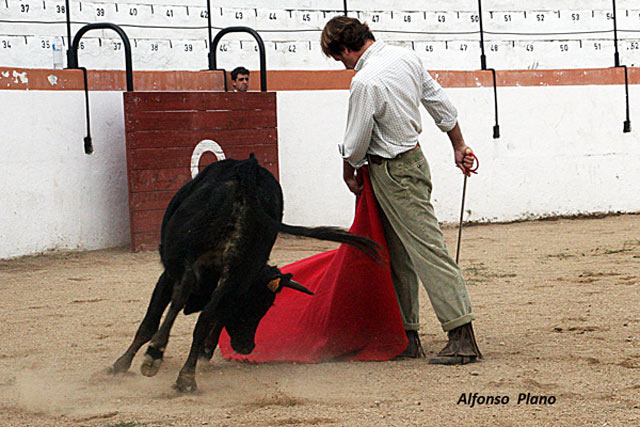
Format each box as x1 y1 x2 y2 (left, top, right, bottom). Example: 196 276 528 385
123 91 279 251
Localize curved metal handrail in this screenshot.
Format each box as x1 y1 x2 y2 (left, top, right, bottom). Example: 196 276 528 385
209 26 267 92
67 23 134 154
68 23 133 91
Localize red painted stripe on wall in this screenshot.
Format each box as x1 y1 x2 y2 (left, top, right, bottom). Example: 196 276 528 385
1 67 639 91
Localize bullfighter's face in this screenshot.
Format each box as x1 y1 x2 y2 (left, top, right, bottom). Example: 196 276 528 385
331 47 359 70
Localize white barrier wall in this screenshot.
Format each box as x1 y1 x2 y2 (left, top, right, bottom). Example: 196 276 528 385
2 81 639 258
277 85 640 227
2 0 640 71
0 90 129 258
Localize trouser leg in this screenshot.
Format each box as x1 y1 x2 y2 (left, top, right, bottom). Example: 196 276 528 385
377 204 420 331
368 147 475 332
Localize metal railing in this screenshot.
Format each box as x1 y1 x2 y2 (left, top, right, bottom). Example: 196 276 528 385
67 23 134 154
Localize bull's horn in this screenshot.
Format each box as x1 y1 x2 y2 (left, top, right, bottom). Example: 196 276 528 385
281 280 314 295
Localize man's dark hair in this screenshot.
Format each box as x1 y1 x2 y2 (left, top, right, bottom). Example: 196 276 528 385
321 16 375 57
231 66 250 80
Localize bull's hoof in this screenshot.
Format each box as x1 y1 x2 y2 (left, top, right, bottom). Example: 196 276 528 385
198 347 214 361
108 356 132 374
140 354 162 377
174 375 197 393
428 355 478 365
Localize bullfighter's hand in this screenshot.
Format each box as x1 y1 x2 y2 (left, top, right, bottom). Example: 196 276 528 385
454 146 478 177
344 175 363 195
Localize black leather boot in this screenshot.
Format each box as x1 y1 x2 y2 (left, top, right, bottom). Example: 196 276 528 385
428 322 482 365
394 330 426 359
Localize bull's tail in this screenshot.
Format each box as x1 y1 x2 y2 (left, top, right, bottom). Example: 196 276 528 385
277 223 382 264
238 154 383 264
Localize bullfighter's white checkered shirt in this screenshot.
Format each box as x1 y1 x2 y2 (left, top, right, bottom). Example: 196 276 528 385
339 41 458 168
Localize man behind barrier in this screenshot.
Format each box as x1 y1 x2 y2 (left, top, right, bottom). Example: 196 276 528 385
231 66 250 92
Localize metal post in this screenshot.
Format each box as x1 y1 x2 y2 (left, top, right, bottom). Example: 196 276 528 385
612 0 631 132
206 0 214 70
478 0 487 70
477 0 499 138
65 0 72 67
613 0 620 67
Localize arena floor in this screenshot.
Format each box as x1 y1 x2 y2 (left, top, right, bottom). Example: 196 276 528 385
1 214 639 426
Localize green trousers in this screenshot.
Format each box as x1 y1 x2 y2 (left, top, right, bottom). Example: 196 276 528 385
368 146 475 332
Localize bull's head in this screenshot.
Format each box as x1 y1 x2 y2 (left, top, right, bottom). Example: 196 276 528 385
223 265 312 354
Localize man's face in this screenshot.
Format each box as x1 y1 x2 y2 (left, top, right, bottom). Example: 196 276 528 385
233 74 250 92
331 48 358 70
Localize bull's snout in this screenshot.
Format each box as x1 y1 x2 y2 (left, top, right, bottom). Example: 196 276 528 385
230 338 255 355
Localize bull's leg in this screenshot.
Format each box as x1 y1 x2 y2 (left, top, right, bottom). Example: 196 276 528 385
110 271 173 374
140 267 194 377
199 321 224 361
175 311 218 392
175 279 231 393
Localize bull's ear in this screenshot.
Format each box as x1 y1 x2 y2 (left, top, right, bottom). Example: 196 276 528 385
281 278 314 295
266 278 281 293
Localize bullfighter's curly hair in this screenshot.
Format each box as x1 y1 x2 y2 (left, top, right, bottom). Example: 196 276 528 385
321 16 375 57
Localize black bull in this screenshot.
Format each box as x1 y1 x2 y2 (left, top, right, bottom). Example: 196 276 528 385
110 155 381 392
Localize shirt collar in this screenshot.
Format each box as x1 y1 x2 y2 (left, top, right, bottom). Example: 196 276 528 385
354 40 385 72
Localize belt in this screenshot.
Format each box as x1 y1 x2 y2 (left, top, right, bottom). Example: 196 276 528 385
368 144 419 165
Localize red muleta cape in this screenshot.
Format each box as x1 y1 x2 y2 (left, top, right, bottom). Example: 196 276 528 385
219 167 407 362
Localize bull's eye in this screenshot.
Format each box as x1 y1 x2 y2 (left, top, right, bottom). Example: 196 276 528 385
266 278 281 293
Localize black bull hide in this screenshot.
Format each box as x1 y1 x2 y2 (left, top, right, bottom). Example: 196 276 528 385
110 155 381 392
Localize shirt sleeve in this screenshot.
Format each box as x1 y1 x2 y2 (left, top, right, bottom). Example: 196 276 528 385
420 69 458 132
339 79 377 168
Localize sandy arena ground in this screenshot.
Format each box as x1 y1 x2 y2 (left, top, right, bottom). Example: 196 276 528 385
0 214 639 426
